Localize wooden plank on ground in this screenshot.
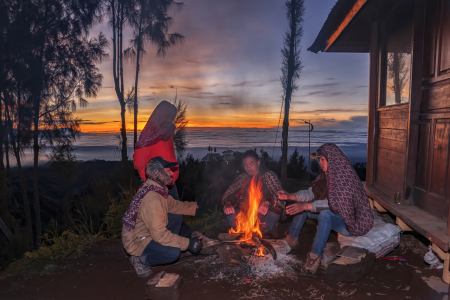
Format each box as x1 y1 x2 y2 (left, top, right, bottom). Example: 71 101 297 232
365 183 450 251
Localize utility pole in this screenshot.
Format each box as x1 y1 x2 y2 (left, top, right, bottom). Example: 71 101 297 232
305 120 313 181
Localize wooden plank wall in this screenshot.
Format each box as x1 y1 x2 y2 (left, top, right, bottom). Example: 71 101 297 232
375 107 409 193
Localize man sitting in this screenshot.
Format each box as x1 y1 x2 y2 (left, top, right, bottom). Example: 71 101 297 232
122 157 202 277
222 150 285 237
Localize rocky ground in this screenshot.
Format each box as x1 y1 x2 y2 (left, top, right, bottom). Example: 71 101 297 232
0 217 445 300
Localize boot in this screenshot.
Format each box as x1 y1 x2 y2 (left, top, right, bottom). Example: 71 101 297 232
300 252 321 276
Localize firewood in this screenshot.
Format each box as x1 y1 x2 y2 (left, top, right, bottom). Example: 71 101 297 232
218 232 243 241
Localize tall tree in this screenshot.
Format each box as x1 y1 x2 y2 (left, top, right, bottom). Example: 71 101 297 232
106 0 133 162
126 0 184 148
16 0 107 246
280 0 304 183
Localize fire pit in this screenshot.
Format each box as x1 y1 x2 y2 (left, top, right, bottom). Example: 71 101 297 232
188 175 301 280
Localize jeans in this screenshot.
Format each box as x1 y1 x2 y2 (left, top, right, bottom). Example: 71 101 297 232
226 206 280 234
168 183 180 200
309 210 352 258
140 213 191 266
288 211 319 239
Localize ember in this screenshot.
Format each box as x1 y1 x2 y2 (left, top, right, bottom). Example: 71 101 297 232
228 175 265 255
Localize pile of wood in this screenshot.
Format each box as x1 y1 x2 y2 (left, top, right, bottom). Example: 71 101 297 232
200 233 291 265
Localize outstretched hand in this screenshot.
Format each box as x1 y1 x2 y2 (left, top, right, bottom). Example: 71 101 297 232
257 201 270 216
286 203 312 215
277 190 295 200
223 202 235 215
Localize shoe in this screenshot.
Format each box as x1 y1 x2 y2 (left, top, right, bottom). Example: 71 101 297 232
300 252 321 276
283 235 299 250
129 256 153 278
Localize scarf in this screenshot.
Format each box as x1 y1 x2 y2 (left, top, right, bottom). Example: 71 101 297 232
122 158 172 231
135 101 177 149
319 143 374 236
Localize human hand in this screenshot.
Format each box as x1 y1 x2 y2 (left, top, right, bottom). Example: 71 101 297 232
223 202 235 215
277 190 295 200
286 203 312 215
187 237 203 254
257 201 270 216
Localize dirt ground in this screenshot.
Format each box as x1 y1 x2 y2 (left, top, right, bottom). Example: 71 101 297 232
0 219 442 300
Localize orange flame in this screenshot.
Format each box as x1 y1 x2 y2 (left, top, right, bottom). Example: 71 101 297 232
229 175 263 240
256 246 265 257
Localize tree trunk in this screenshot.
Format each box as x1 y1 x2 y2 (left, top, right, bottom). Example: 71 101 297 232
281 0 298 183
5 97 33 249
133 25 142 149
33 92 42 246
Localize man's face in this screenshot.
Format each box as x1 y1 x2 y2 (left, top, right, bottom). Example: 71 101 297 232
243 157 260 176
164 168 174 180
319 156 328 172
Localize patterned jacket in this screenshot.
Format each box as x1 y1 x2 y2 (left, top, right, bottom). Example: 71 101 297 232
221 170 286 217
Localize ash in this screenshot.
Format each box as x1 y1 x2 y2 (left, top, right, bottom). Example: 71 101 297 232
182 253 302 282
248 253 302 278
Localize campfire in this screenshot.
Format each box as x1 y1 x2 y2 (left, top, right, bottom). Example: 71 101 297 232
212 176 287 260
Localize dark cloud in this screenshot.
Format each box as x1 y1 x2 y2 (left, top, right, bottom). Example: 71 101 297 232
149 85 167 89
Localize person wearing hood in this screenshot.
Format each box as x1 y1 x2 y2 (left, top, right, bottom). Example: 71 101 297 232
122 157 202 277
278 143 374 276
133 100 180 199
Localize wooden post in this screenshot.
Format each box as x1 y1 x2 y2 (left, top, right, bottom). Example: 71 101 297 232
432 243 450 284
0 217 13 242
366 22 379 186
403 0 425 205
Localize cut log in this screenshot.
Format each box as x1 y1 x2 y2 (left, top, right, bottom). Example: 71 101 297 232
145 271 184 300
218 232 243 241
262 239 291 255
216 244 247 264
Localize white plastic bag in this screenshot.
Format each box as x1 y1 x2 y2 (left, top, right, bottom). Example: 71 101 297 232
424 245 444 269
338 212 402 258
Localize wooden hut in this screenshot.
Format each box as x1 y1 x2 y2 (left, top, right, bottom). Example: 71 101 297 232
309 0 450 283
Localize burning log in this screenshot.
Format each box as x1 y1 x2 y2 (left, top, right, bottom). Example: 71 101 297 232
218 232 244 241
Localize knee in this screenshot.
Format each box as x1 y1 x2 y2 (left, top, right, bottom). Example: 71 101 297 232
165 247 181 263
318 210 332 222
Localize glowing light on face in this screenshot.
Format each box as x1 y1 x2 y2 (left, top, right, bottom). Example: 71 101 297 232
243 157 260 176
319 156 328 172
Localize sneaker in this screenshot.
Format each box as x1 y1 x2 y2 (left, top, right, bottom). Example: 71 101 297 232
300 252 321 276
129 256 152 278
283 235 300 250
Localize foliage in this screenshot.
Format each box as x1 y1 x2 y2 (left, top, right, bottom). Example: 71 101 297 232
103 184 136 239
172 95 189 158
185 206 228 236
287 148 307 180
23 206 105 262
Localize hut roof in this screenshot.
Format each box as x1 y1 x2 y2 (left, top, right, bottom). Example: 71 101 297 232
308 0 376 53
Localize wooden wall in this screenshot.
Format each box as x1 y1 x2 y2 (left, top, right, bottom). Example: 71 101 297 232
413 0 450 222
375 106 409 193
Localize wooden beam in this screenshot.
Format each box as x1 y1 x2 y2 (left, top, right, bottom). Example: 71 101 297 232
404 0 426 206
432 243 450 284
0 217 13 242
324 0 368 52
396 217 413 231
365 183 450 251
366 21 379 186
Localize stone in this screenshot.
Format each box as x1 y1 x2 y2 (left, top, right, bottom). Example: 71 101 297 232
325 251 376 283
145 271 184 300
411 269 449 300
321 242 340 269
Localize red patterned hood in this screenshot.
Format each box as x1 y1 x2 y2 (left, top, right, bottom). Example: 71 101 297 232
318 143 374 236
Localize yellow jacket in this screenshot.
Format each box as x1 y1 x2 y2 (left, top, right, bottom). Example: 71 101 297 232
121 179 197 256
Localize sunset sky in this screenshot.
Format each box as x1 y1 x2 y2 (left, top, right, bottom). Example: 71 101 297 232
76 0 370 133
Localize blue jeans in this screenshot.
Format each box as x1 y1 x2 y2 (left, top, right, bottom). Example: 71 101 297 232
140 213 190 266
288 210 352 258
226 207 280 234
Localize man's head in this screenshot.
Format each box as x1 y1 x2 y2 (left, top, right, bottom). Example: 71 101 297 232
242 150 260 176
145 157 178 186
310 149 328 172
